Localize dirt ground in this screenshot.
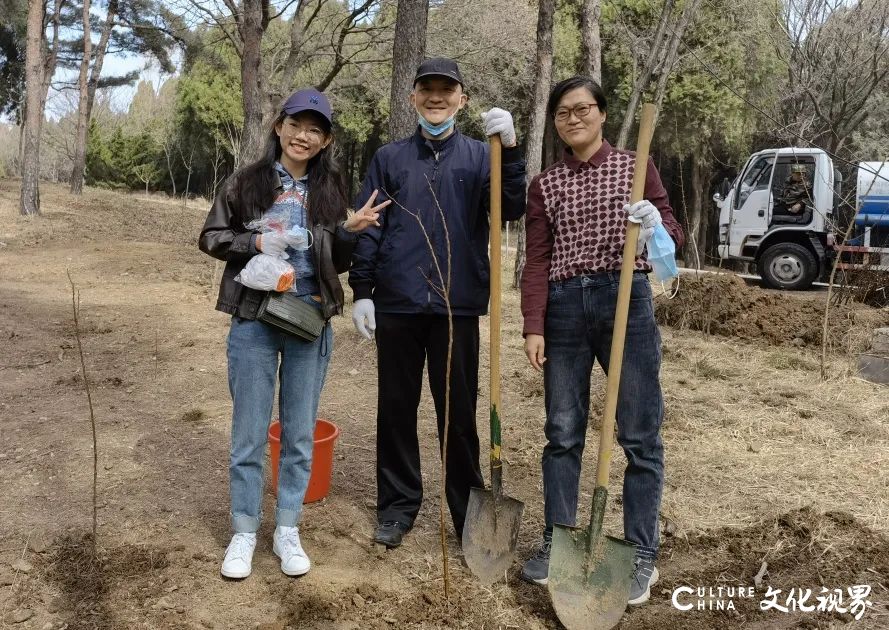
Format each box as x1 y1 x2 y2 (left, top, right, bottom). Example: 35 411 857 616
1 180 888 630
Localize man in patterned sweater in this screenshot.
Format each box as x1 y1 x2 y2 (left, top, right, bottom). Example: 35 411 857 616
519 75 684 606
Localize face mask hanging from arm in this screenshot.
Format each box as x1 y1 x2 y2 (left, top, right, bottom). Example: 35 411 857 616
647 223 679 283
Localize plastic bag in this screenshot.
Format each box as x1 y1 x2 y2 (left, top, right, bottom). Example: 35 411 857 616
235 254 295 292
647 223 679 282
245 214 312 253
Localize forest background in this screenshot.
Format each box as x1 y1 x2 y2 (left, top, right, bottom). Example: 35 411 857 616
2 0 888 272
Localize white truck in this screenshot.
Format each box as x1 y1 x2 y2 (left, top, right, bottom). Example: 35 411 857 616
714 147 889 289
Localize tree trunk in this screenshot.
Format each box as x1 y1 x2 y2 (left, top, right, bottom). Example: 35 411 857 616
238 0 269 166
580 0 602 83
388 0 429 141
525 0 555 182
515 0 556 288
163 143 176 196
692 154 711 266
183 146 195 209
615 0 675 149
20 0 45 216
678 155 698 267
71 0 117 194
40 0 64 118
70 0 93 194
651 0 703 129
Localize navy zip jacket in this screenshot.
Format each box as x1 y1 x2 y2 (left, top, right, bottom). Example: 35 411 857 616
349 127 527 316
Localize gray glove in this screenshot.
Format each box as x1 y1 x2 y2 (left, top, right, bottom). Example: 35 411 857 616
351 298 376 340
625 200 662 256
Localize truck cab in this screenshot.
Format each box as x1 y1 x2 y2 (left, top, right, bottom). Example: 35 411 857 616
715 148 837 289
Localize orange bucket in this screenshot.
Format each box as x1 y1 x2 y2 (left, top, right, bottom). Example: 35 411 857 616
268 418 340 503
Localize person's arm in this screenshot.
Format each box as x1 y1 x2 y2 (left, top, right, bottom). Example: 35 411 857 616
333 189 393 274
520 176 553 337
332 224 359 275
644 158 684 250
481 143 528 222
500 146 527 221
198 178 259 262
348 150 389 301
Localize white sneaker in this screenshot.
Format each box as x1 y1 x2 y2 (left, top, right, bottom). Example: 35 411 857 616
273 526 311 576
221 532 256 579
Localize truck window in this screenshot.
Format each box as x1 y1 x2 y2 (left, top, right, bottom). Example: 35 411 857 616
736 156 774 208
771 157 816 223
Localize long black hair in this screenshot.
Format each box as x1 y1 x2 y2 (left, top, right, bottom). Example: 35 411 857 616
232 109 348 226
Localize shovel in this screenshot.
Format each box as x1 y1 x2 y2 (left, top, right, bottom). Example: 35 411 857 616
462 134 525 585
548 103 657 630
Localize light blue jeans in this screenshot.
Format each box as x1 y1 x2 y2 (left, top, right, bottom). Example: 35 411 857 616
226 314 332 533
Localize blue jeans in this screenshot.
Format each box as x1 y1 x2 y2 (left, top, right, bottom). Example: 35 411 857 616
226 314 332 533
542 272 664 560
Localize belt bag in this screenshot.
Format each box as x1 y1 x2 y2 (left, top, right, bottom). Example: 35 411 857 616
256 292 326 342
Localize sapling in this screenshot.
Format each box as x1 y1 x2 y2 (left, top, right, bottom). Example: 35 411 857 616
67 270 98 558
384 178 455 599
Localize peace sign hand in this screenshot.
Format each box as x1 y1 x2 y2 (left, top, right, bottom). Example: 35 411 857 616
344 189 392 233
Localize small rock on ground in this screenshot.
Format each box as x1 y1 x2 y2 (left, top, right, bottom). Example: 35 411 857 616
11 609 34 623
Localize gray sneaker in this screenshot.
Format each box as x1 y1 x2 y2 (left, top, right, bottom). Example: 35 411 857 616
520 538 552 585
628 556 659 605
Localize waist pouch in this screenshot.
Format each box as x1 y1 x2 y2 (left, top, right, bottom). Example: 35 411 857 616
256 292 325 342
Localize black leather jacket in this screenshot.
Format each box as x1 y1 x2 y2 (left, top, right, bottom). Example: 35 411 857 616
198 171 357 320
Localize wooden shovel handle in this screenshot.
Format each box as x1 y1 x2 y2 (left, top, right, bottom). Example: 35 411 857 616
489 134 503 494
595 104 656 489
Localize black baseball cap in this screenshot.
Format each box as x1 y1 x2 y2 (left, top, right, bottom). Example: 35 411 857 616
413 58 464 87
282 88 332 125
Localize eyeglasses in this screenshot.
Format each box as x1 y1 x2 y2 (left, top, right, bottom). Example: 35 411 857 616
281 121 325 141
554 102 599 122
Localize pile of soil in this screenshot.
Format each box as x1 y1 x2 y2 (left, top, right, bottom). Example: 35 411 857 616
43 534 170 630
625 507 889 629
655 275 889 351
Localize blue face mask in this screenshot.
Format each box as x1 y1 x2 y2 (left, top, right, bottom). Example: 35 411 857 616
286 225 313 251
647 223 679 282
418 114 456 136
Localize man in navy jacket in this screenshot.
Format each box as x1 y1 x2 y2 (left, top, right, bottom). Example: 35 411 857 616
349 58 526 548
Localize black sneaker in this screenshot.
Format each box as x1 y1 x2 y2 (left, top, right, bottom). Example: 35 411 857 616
520 538 552 585
628 556 659 605
374 521 410 548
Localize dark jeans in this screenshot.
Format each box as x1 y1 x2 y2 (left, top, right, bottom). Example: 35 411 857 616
542 272 664 560
375 313 485 536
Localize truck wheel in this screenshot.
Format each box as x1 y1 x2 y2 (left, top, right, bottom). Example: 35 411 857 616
758 242 818 290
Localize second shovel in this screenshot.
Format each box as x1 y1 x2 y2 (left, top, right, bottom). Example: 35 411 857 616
462 134 524 585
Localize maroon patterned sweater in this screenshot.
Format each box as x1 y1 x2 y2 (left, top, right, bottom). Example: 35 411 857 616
521 140 684 336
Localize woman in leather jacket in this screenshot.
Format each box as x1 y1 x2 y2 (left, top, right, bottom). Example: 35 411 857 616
199 88 388 580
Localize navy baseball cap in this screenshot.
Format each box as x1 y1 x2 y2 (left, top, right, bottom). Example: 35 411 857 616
413 58 464 87
282 88 332 125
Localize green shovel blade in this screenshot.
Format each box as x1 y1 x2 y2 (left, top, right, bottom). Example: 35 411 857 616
548 524 637 630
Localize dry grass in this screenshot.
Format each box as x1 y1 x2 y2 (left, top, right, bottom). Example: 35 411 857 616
2 179 887 629
653 329 889 534
493 278 889 541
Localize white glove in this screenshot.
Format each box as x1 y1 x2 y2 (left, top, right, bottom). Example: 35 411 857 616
481 108 517 148
256 232 290 258
351 298 376 340
625 200 662 256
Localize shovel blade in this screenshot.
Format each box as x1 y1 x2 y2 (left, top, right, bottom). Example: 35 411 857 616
461 487 524 584
548 524 637 630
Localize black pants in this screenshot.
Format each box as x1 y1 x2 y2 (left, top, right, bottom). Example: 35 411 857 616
375 313 485 536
